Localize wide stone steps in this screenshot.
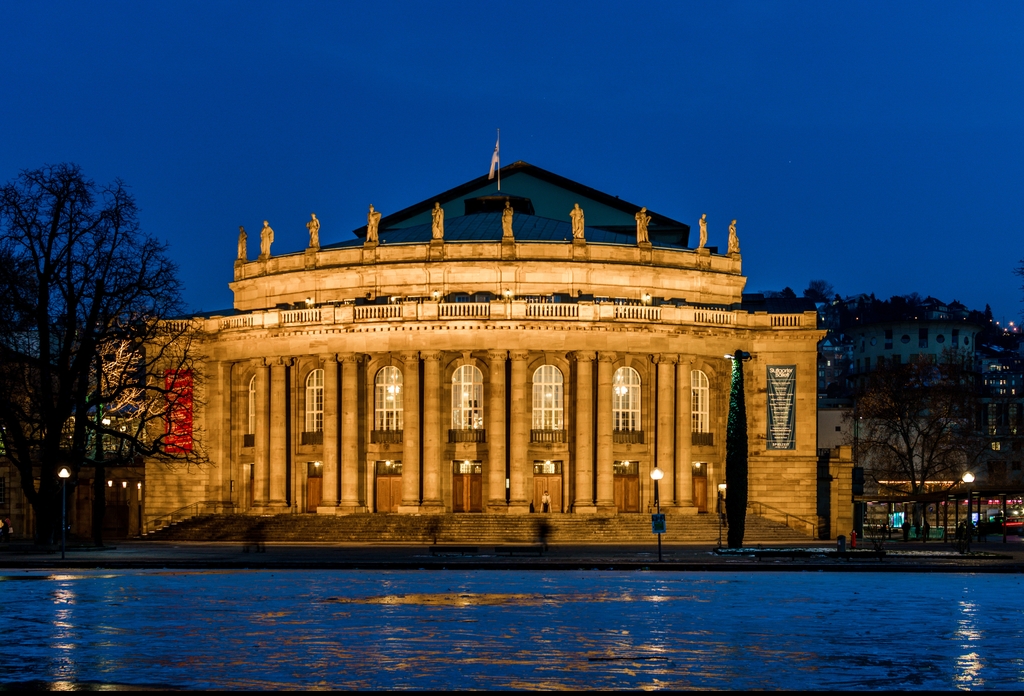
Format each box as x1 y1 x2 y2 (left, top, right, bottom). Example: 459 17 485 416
147 512 811 544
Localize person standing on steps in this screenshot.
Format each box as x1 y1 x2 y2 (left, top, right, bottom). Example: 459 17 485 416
542 490 551 513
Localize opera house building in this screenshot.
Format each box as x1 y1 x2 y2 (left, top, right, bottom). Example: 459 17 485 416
146 162 825 536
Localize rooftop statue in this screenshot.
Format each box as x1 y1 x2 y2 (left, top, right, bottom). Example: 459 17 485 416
635 207 651 244
728 219 740 254
260 220 274 259
366 204 381 244
698 213 707 250
502 200 514 239
570 203 585 240
237 225 247 262
307 213 320 250
431 202 444 240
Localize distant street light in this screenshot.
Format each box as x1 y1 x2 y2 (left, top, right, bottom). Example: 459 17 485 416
717 483 727 547
650 467 664 562
58 466 71 560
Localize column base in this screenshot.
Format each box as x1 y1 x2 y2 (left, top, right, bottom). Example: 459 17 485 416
397 504 422 514
670 504 700 515
336 504 367 514
574 505 598 515
486 500 508 513
266 502 289 513
419 501 446 514
316 506 339 515
507 502 531 514
596 504 618 516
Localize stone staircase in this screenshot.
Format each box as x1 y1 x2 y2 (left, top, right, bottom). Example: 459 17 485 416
147 511 811 544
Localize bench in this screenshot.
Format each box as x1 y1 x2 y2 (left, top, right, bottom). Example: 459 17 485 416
428 546 479 556
495 545 545 557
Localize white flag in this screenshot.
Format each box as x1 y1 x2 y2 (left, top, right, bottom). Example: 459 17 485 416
488 136 500 180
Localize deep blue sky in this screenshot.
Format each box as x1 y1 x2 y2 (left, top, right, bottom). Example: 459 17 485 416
2 2 1023 323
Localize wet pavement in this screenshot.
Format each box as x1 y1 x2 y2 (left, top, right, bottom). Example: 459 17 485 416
2 567 1023 689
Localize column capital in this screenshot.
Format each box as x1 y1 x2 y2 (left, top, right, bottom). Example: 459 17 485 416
251 358 269 369
597 351 617 363
421 350 444 362
571 350 596 363
654 354 678 365
319 353 340 364
339 352 362 364
677 354 694 366
486 350 508 363
399 351 420 363
509 350 530 362
271 356 294 367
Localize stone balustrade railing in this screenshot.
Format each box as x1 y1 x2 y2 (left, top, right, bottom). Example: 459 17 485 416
204 301 814 334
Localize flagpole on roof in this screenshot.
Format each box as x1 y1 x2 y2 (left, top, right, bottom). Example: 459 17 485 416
488 129 500 190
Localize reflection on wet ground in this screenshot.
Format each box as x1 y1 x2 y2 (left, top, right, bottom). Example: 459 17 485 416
2 570 1023 690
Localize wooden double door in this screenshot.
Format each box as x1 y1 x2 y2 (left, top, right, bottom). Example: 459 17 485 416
533 475 562 513
614 475 640 512
375 460 403 513
692 465 708 513
453 460 482 512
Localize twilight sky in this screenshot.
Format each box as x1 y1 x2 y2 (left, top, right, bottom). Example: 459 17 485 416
2 2 1022 323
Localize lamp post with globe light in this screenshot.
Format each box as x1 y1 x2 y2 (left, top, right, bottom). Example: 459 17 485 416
650 467 664 562
58 466 71 559
962 471 975 543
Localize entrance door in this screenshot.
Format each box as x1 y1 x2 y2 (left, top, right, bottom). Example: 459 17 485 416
306 461 323 512
533 460 563 512
692 462 708 513
613 461 640 512
375 460 403 513
452 460 483 512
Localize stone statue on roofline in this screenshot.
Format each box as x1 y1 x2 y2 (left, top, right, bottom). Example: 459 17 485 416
501 199 514 239
431 202 444 241
570 203 585 240
728 219 740 254
635 207 651 245
237 226 247 262
260 220 273 259
698 213 707 250
366 204 381 244
307 213 320 250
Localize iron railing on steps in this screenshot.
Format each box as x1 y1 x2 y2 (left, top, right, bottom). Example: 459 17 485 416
747 500 817 538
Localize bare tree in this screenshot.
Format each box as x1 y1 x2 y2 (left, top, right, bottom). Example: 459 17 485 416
0 164 204 545
852 349 985 523
802 280 835 304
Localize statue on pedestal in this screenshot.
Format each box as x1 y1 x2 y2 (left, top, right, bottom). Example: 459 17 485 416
237 226 247 262
431 202 444 240
728 219 740 254
501 200 514 239
570 203 585 240
635 207 651 245
366 205 381 244
698 213 707 250
260 220 273 259
306 213 320 249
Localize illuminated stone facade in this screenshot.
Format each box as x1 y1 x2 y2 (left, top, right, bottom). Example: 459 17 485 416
147 163 823 525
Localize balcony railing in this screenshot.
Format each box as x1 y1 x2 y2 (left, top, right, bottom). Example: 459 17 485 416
355 304 402 321
243 433 255 448
692 432 714 447
613 430 645 444
440 302 490 318
300 431 323 445
371 429 404 444
526 303 578 319
531 429 566 443
449 428 486 443
613 305 661 321
281 308 321 324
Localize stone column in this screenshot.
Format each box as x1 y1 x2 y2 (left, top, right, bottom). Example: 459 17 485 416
675 358 695 511
573 351 596 514
420 351 444 512
398 351 421 512
253 359 270 509
595 352 616 513
656 355 676 508
508 351 531 513
268 357 290 510
339 353 363 512
486 350 507 512
319 355 340 510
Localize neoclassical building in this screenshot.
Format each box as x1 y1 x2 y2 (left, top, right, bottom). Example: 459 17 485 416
146 162 822 526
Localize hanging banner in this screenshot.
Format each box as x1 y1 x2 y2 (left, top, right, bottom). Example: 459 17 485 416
164 369 194 453
766 365 796 450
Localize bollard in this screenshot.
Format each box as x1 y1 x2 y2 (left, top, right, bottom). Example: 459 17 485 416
837 535 846 553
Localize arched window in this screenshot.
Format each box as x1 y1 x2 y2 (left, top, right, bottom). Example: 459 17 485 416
692 370 709 433
305 369 324 433
247 375 256 435
374 366 404 431
532 365 564 430
452 365 484 429
612 366 641 431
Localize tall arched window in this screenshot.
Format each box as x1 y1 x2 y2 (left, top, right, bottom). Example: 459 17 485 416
374 366 404 430
532 365 564 430
247 375 256 435
305 369 324 432
692 370 710 433
612 366 641 431
452 365 484 429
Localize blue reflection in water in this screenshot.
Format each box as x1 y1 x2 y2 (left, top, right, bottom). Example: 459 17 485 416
1 571 1023 690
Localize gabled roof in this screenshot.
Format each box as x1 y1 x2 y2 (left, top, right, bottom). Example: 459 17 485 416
350 161 690 247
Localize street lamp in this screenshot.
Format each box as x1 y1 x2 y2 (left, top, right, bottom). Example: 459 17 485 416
717 483 727 547
962 471 975 544
57 466 71 560
650 467 664 562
